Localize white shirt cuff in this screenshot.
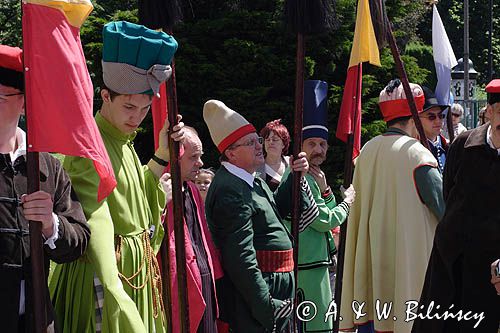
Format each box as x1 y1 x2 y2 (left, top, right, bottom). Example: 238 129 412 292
44 213 60 250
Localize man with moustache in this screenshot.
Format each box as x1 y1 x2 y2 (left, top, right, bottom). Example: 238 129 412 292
284 80 355 332
203 100 318 332
162 126 223 333
413 79 500 333
419 87 449 174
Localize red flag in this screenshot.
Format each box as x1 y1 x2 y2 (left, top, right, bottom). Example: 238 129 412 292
337 64 363 159
153 82 168 150
22 1 116 201
336 0 381 160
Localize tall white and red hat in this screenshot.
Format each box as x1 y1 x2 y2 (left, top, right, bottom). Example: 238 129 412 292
203 100 256 153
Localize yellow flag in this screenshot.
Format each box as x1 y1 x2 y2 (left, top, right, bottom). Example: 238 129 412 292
348 0 381 67
25 0 93 27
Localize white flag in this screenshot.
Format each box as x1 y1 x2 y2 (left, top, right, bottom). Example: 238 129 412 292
432 4 458 106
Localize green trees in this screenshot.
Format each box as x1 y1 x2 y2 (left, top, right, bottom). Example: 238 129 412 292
1 0 496 185
418 0 500 83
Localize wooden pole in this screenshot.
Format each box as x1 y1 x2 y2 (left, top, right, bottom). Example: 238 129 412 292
159 214 173 333
385 23 429 150
488 0 493 81
333 63 361 333
26 152 47 333
291 31 305 332
446 109 455 142
165 57 190 333
21 2 47 331
463 0 470 128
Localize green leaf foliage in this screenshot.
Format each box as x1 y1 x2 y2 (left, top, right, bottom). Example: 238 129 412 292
3 0 494 188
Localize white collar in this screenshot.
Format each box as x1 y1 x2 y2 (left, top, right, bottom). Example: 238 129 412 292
264 156 289 183
486 125 500 155
430 135 441 147
221 161 255 188
264 163 283 183
10 128 27 161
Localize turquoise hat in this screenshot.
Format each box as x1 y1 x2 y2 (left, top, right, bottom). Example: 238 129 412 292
102 21 178 96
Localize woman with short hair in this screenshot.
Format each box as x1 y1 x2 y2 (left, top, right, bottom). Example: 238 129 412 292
259 119 291 191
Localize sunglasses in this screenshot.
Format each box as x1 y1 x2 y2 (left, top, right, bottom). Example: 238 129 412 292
451 113 461 118
420 113 446 121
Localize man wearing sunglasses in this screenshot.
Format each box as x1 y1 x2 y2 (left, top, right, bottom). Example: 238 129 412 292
203 100 318 332
419 87 450 174
413 81 500 333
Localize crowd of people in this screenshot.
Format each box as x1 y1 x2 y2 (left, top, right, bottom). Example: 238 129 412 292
0 19 499 333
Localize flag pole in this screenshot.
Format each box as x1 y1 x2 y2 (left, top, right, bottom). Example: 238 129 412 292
21 1 47 332
446 110 455 142
463 0 470 128
138 1 189 329
284 1 336 330
291 31 305 332
26 152 47 333
333 63 361 333
385 21 429 149
165 57 190 333
158 201 173 332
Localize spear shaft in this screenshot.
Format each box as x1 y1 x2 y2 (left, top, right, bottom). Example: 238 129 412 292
21 1 48 331
291 32 305 332
386 22 429 149
333 63 361 333
166 57 190 333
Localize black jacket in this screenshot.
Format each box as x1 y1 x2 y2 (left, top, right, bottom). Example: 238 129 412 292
413 124 500 333
0 153 90 332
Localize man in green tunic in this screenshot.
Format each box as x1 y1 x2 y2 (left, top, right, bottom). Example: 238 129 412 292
285 80 355 332
49 21 184 333
203 100 318 332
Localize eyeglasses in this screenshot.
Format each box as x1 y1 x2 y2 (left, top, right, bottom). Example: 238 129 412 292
420 113 446 121
230 136 263 149
451 113 461 118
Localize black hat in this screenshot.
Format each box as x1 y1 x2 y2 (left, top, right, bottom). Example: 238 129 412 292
422 86 448 113
303 80 329 140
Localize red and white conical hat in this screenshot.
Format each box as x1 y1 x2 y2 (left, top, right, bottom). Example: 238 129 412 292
203 100 256 153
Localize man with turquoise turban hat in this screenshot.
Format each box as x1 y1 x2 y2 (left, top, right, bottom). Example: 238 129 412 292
49 21 184 333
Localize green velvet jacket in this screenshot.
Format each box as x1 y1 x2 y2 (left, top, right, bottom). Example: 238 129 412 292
285 173 349 269
205 165 314 332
